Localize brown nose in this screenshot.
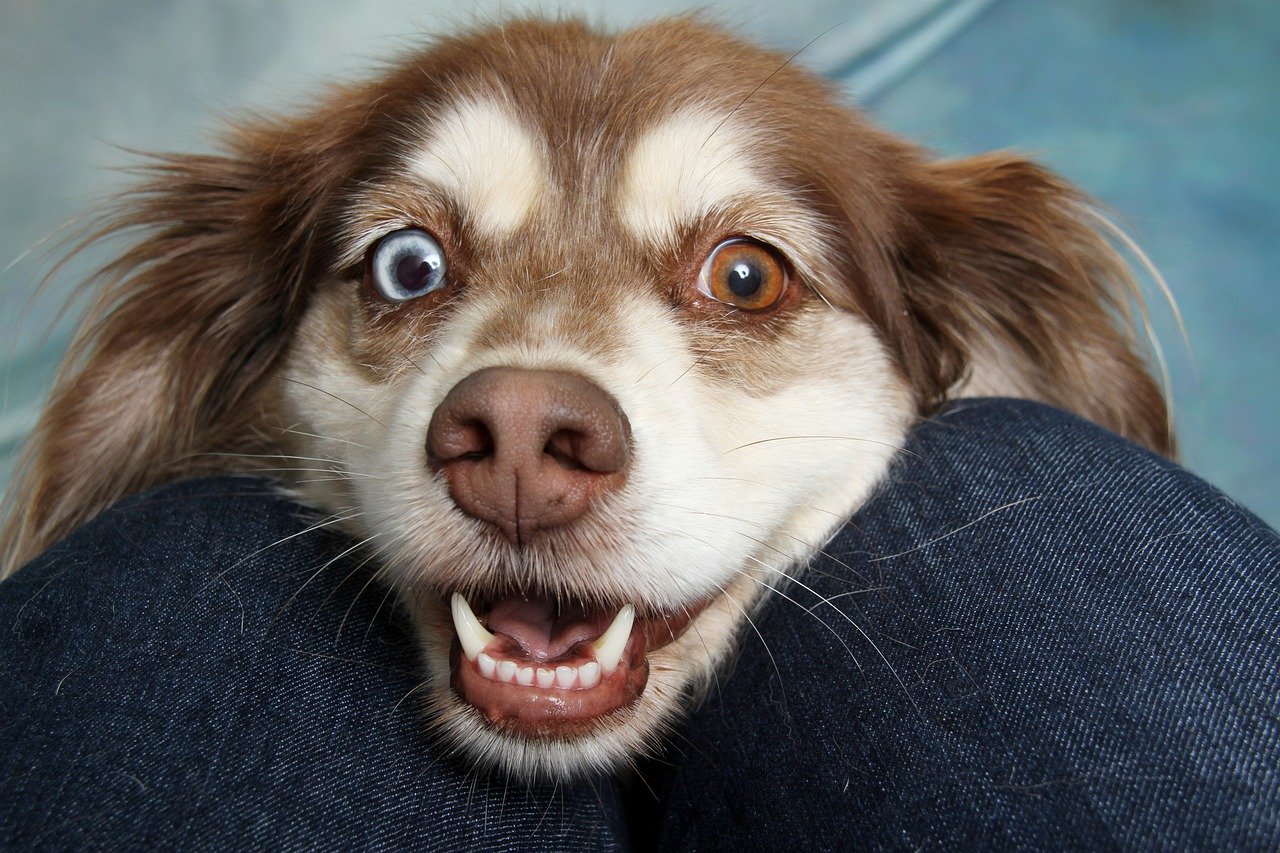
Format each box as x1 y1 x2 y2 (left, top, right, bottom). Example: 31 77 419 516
425 367 631 544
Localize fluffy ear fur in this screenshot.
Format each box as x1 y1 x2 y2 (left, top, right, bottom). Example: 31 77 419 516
0 153 286 575
0 107 367 575
858 152 1173 456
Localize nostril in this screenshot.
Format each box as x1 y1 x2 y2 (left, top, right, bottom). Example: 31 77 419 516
453 419 495 461
543 429 589 471
428 415 495 466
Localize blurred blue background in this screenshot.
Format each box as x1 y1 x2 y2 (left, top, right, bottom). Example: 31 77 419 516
2 1 1277 527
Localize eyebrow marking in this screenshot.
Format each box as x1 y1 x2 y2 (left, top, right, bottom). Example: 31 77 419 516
615 107 764 245
407 98 547 235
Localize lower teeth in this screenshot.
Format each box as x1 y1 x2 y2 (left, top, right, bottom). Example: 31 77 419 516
476 652 603 690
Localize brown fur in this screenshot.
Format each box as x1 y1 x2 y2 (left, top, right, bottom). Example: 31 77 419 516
1 16 1170 577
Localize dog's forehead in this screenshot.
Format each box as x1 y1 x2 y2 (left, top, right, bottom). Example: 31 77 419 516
406 99 547 237
400 94 768 245
615 107 765 246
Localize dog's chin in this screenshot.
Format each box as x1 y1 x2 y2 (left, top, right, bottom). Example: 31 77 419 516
404 579 754 779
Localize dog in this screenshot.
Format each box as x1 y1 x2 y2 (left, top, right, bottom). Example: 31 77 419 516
0 17 1171 779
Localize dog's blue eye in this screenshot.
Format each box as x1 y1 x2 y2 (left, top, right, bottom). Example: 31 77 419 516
370 228 446 302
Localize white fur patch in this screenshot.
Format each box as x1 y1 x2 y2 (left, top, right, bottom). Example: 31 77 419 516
616 107 764 244
408 99 546 235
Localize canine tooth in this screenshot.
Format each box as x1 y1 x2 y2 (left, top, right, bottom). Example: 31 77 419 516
497 660 518 683
556 665 576 689
579 661 601 689
516 666 534 686
478 652 496 679
536 668 555 688
591 605 635 675
450 593 495 661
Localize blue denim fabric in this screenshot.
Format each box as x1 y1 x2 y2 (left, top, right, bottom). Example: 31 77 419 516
1 399 1277 850
0 482 628 850
651 399 1280 850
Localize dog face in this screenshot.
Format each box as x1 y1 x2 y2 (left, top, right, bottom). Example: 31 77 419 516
1 18 1171 779
278 92 914 774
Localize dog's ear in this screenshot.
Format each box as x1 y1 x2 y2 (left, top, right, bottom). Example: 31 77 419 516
0 111 364 575
855 152 1173 456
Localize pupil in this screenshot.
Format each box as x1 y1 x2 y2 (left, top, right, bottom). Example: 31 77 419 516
727 261 762 298
396 253 437 292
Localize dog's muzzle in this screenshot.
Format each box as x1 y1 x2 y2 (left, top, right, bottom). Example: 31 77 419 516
426 368 706 734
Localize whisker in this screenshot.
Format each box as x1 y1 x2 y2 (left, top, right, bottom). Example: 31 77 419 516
739 568 863 674
716 582 788 705
777 531 878 587
648 525 795 706
201 509 364 591
700 24 841 148
648 501 872 588
650 504 919 712
276 426 370 450
282 377 386 427
723 434 916 458
391 679 431 714
402 354 429 377
870 495 1042 562
337 532 413 638
193 451 352 465
293 476 377 485
274 533 384 621
743 549 919 715
804 586 887 609
234 466 381 479
685 616 723 700
310 530 407 633
365 577 401 640
666 326 739 389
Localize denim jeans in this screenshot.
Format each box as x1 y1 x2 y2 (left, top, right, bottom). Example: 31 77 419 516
1 399 1277 850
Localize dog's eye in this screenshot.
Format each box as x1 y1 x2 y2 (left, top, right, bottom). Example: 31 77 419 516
369 228 447 302
698 239 788 311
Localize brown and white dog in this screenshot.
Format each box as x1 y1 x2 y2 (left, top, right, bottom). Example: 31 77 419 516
0 18 1171 778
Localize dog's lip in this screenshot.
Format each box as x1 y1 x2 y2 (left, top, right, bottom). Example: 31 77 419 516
446 592 713 736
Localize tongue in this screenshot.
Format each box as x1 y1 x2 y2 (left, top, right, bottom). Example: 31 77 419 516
485 597 613 662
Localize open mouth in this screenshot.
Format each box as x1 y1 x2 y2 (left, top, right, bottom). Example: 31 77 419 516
448 591 710 736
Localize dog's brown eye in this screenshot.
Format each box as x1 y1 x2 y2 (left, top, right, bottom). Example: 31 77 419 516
369 228 447 302
698 239 788 311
